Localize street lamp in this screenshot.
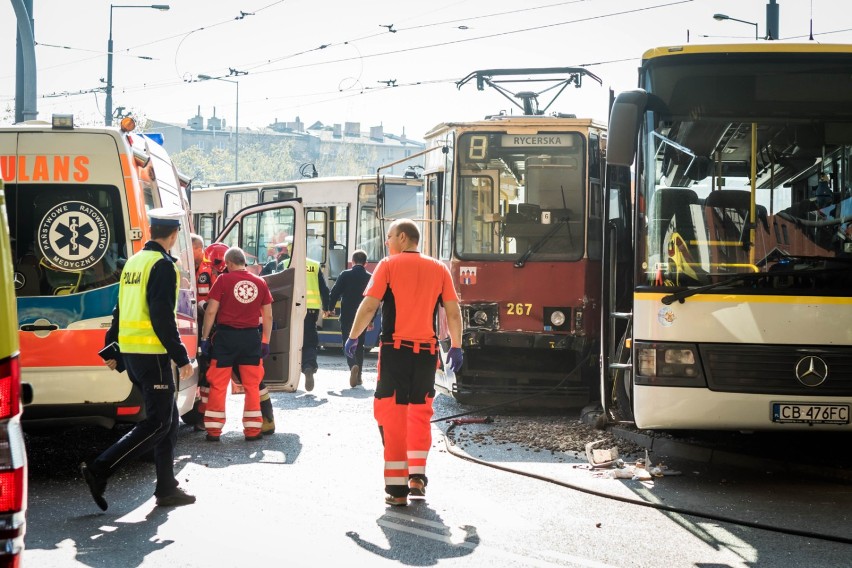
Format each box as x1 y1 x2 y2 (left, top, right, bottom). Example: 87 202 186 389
198 74 240 182
106 4 170 126
713 13 759 40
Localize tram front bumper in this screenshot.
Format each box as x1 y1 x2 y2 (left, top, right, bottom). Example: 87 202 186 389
463 330 580 351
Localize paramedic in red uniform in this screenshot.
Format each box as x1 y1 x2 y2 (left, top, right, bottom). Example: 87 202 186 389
191 242 229 429
346 219 463 506
200 246 273 441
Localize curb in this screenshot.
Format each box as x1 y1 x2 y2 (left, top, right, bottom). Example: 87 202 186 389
611 426 852 483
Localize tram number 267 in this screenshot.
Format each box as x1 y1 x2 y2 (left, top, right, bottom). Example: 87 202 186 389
506 303 532 316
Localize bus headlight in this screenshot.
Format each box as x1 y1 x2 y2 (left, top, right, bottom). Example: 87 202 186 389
635 342 705 386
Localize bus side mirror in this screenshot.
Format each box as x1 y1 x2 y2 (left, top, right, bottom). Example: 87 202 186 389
607 89 649 167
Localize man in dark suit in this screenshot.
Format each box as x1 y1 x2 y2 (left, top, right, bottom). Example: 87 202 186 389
326 249 372 387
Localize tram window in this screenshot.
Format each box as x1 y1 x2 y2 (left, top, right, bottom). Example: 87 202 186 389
262 187 297 202
307 210 327 264
224 189 259 225
195 213 217 244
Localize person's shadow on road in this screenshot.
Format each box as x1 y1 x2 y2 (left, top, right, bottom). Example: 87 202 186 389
346 502 479 565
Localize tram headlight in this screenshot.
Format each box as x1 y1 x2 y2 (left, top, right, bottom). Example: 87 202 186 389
464 303 499 331
549 310 566 327
635 342 705 386
543 306 571 332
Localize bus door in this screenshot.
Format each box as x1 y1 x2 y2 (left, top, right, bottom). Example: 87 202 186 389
305 203 349 348
214 200 306 392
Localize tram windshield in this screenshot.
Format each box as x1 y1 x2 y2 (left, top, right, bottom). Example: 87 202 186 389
640 53 852 294
454 131 586 261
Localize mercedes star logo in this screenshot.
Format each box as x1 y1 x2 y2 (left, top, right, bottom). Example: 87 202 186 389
794 355 829 387
13 272 25 290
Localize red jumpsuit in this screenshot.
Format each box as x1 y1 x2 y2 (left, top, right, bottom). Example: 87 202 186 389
204 270 272 439
363 251 459 499
194 260 218 417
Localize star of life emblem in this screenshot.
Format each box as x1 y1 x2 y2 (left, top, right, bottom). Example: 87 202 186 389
38 201 110 271
234 280 259 303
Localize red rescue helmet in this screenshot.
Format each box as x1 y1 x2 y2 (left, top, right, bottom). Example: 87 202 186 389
204 242 230 274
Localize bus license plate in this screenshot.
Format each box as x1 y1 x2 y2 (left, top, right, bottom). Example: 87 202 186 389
772 403 850 425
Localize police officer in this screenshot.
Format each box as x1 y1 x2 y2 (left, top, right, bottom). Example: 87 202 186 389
200 247 272 441
346 219 463 506
326 249 371 387
81 207 196 510
283 241 330 392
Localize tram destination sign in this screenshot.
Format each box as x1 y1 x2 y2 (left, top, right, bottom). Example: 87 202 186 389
772 402 850 425
501 135 574 147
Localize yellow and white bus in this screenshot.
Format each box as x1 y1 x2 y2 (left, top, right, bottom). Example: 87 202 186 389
603 44 852 430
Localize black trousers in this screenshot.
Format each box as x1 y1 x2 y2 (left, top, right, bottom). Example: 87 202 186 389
302 309 320 372
92 353 179 497
340 316 366 370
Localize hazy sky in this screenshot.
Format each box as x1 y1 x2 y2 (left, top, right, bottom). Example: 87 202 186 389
2 0 851 140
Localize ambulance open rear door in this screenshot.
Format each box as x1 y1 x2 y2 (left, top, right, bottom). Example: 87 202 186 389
213 199 306 391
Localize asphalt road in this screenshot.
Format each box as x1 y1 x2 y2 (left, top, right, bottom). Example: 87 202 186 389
22 350 852 567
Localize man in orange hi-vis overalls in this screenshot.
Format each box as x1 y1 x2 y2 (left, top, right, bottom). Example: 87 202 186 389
346 219 463 506
200 247 272 442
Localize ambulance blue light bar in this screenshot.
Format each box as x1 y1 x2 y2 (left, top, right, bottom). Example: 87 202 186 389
144 133 164 146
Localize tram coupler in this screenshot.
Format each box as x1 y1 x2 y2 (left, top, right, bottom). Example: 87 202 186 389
448 417 494 426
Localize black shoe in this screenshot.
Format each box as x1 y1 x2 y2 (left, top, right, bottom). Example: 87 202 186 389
155 487 196 507
245 433 263 441
80 462 108 511
206 434 220 442
304 370 315 392
193 421 205 432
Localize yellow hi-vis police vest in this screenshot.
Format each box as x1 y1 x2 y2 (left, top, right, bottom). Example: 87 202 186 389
305 258 322 310
117 250 179 354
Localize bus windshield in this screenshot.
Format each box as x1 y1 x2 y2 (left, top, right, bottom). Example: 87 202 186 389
640 52 852 294
454 131 585 261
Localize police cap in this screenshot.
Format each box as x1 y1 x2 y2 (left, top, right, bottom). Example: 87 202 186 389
147 207 184 228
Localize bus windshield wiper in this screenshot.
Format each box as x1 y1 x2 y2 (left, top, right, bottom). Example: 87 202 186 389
661 266 849 305
514 215 570 268
661 273 763 305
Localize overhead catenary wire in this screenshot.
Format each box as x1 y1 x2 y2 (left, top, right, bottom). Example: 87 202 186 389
20 0 689 106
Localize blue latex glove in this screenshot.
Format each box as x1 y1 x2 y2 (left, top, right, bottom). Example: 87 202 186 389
447 347 463 373
260 342 270 358
344 337 358 359
200 338 211 358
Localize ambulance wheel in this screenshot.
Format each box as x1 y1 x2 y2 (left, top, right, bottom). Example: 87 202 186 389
180 399 203 426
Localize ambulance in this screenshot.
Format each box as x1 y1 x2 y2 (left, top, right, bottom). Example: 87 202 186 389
1 115 198 429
